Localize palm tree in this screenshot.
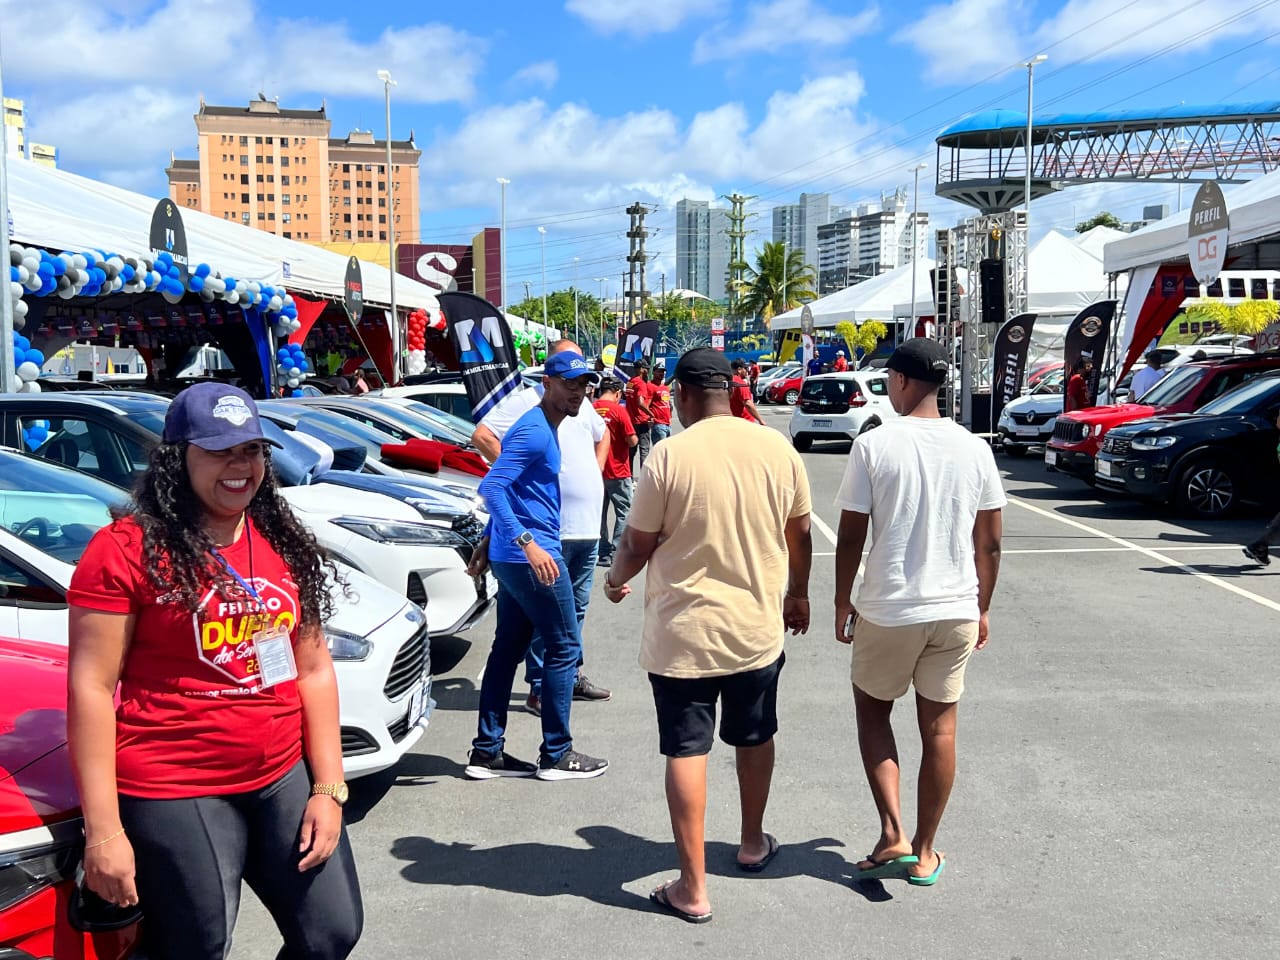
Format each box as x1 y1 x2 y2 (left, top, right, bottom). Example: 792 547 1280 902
733 242 817 326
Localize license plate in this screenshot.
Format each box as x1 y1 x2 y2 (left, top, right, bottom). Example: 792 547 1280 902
407 681 427 727
1096 458 1112 477
1015 425 1040 437
812 419 832 427
1045 448 1057 466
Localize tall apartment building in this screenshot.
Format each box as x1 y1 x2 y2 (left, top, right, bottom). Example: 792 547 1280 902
674 199 731 300
164 95 420 246
816 190 927 294
771 193 847 276
3 98 58 167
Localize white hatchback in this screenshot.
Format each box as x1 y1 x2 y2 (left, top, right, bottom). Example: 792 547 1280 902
788 372 896 451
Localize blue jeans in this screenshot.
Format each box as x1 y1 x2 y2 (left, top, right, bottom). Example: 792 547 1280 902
651 423 671 444
474 559 581 764
600 478 633 561
525 538 597 695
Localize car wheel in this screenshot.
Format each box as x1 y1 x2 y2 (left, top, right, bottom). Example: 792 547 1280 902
784 389 800 405
1001 442 1026 457
858 418 881 435
792 435 812 452
1176 459 1238 518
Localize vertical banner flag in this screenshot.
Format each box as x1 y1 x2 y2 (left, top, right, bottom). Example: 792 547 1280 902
343 257 364 325
618 319 659 375
439 291 521 420
1063 300 1117 406
149 199 189 305
992 313 1037 424
1187 182 1229 286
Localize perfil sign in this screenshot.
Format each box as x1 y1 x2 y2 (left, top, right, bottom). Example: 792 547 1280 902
799 304 815 336
1188 182 1229 285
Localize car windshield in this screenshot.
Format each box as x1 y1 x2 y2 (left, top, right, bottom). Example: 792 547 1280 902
1195 375 1280 416
338 401 471 446
0 453 125 564
1139 366 1206 406
398 400 476 443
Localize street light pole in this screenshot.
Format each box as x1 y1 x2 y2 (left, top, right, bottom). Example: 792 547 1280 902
377 69 398 383
538 226 547 337
573 256 580 346
910 161 927 337
497 178 510 308
1023 55 1047 312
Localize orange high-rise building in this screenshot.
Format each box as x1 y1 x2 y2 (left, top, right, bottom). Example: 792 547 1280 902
165 95 421 247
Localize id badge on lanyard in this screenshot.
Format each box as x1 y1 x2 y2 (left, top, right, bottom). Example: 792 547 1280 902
213 546 299 689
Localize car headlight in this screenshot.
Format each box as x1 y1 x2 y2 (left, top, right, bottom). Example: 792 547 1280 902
998 410 1013 426
405 495 484 520
331 517 467 546
0 841 78 911
325 627 373 661
1130 435 1177 450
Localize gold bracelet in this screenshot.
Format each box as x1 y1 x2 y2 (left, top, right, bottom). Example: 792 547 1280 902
85 828 125 850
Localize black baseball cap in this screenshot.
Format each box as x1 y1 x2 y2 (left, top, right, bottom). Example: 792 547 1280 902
885 338 950 385
597 377 623 393
163 383 281 450
673 347 733 389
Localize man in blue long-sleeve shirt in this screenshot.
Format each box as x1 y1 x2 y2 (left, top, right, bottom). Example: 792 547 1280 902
466 351 610 782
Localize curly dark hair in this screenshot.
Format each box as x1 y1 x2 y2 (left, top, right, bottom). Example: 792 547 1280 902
122 443 337 625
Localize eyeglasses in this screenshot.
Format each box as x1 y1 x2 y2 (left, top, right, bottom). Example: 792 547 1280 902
552 376 591 391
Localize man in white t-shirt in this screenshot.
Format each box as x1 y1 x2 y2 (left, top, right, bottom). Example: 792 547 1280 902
833 338 1005 888
1129 349 1166 399
471 340 613 712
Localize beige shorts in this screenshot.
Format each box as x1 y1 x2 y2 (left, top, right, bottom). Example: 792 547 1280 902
850 616 979 703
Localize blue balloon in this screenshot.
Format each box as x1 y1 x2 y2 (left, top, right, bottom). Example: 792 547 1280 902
9 267 17 282
121 265 135 282
15 335 30 353
299 360 310 373
290 389 304 398
24 349 44 367
49 258 65 277
225 277 237 291
189 275 204 291
83 251 97 266
196 263 211 278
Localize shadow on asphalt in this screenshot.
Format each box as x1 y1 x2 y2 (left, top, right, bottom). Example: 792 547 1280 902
1139 562 1270 578
429 635 474 674
389 825 901 911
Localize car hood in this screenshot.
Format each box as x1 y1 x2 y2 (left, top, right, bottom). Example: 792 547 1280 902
1061 403 1158 426
327 562 417 638
1107 412 1232 437
1003 394 1063 416
280 484 424 523
319 471 477 517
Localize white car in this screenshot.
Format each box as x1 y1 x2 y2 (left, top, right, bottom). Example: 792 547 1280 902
377 382 475 423
788 372 896 451
996 392 1062 454
0 450 432 779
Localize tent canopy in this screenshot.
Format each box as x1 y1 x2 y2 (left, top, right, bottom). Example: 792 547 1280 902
7 157 441 312
1104 167 1280 274
773 259 936 330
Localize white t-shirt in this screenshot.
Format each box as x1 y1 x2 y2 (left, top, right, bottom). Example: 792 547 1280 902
834 417 1006 627
481 386 605 540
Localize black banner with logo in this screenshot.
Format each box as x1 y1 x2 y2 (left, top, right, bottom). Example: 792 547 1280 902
992 313 1037 421
343 257 364 324
149 199 189 305
439 291 521 421
618 319 659 375
1063 299 1117 406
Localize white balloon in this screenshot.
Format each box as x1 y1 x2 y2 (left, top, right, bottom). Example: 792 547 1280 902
72 254 88 270
17 361 40 381
20 379 41 394
286 377 300 388
15 266 29 284
268 296 283 312
10 281 22 300
56 285 76 300
14 299 28 319
22 257 38 274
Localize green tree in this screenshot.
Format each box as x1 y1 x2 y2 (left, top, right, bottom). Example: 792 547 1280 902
1075 211 1123 233
732 242 817 326
834 319 889 360
509 288 604 352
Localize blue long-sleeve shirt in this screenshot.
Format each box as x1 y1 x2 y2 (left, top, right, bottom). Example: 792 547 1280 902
479 405 563 564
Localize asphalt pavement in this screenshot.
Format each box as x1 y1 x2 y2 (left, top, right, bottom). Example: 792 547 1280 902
233 406 1280 960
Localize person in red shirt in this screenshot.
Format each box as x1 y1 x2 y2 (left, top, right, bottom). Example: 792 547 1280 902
730 359 764 424
594 379 638 565
67 383 361 960
832 350 849 372
748 359 761 392
1064 355 1094 413
626 359 655 470
650 360 673 444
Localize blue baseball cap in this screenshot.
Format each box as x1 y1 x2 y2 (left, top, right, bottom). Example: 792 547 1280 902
543 351 601 383
163 383 280 451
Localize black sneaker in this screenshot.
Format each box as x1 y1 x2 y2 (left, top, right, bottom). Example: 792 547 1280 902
573 673 612 702
526 692 542 717
596 554 613 567
1244 542 1271 566
465 749 537 780
536 749 609 781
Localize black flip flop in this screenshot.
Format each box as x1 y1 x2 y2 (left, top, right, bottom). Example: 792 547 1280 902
649 882 713 924
737 833 780 873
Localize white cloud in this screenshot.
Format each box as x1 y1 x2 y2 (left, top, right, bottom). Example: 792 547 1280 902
894 0 1024 84
564 0 725 36
693 0 879 63
511 61 560 91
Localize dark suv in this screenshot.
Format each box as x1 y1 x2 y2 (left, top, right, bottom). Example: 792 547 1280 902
1094 372 1280 517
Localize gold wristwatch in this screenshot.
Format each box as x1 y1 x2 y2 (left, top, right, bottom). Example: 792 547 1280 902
311 782 349 806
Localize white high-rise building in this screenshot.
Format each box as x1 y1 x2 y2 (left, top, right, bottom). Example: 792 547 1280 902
771 192 848 276
675 199 732 300
816 189 927 294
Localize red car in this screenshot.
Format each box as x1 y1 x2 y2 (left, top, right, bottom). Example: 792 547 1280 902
1046 353 1280 480
0 637 141 959
766 374 805 405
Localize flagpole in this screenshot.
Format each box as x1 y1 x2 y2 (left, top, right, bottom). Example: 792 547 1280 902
0 48 16 395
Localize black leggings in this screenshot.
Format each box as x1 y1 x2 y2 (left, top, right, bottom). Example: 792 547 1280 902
119 762 363 960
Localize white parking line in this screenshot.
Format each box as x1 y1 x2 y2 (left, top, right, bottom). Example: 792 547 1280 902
1008 496 1280 613
1004 545 1246 555
810 512 838 545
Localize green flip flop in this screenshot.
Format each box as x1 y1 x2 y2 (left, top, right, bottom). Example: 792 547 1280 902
907 854 946 887
853 853 918 881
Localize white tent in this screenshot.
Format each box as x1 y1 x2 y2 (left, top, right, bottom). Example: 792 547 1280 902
773 259 937 330
6 157 442 312
1025 229 1114 315
1104 167 1280 275
1072 225 1127 261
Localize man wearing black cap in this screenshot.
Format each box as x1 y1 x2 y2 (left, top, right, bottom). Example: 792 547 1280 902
1130 349 1166 399
603 347 812 923
833 337 1005 888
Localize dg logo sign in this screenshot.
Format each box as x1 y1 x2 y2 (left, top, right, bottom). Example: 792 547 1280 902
1188 182 1229 286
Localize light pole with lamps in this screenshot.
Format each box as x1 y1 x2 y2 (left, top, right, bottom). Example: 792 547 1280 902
376 69 398 382
910 161 927 336
1023 54 1047 310
538 226 547 337
496 178 509 308
572 256 580 346
595 277 608 354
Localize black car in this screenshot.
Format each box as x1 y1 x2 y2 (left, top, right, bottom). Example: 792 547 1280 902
1093 372 1280 518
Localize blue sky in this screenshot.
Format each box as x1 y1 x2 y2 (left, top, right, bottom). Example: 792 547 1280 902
4 0 1280 299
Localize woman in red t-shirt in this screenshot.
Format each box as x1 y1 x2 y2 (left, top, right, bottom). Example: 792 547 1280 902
67 383 361 960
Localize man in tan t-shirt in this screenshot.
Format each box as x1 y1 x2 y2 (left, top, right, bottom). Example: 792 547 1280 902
603 347 812 925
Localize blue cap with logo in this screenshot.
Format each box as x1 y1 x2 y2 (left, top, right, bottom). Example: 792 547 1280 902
543 351 601 383
163 382 280 451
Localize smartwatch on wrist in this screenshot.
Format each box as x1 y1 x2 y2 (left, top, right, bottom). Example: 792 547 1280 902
514 531 535 548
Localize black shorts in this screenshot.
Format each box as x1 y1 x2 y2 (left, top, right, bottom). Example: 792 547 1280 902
648 652 785 758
